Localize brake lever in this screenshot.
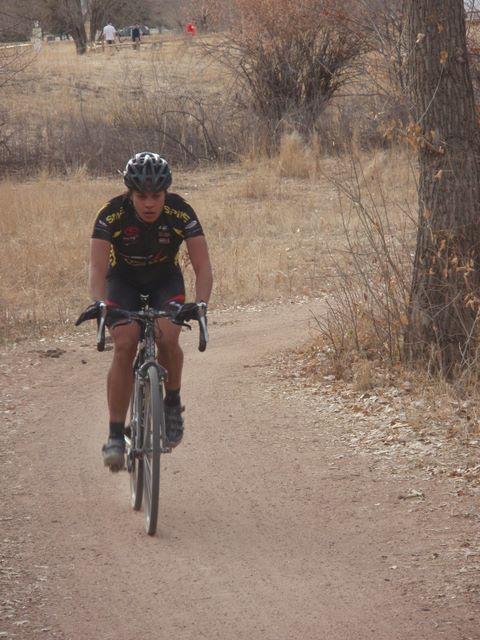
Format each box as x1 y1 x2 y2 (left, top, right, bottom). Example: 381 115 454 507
96 302 108 351
198 310 208 352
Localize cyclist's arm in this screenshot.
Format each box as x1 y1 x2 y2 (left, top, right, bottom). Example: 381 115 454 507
89 238 110 301
185 236 213 304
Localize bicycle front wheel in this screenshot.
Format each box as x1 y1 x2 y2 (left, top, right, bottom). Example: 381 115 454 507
128 375 144 511
142 365 163 536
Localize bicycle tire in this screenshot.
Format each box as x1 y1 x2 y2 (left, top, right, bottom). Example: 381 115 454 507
128 375 144 511
142 365 163 536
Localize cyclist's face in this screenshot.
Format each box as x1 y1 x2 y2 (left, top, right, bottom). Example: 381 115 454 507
131 190 166 223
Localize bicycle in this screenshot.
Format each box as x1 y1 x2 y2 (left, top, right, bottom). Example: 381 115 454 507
76 297 208 535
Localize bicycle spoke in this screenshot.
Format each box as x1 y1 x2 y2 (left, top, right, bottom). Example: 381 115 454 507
144 456 152 511
129 374 144 511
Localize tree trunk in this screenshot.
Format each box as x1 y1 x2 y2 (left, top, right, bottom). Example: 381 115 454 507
63 0 88 54
71 24 88 54
89 4 104 42
404 0 480 377
87 0 113 42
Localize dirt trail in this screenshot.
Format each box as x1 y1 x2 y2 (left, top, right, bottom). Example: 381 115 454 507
1 300 478 639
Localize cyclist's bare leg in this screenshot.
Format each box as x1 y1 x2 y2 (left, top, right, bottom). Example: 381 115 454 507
107 322 140 422
101 322 139 469
155 318 185 445
155 318 183 391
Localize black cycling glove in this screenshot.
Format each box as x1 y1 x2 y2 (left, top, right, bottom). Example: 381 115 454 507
75 300 105 326
172 302 206 323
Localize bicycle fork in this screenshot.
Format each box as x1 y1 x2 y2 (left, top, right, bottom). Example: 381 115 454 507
127 363 171 460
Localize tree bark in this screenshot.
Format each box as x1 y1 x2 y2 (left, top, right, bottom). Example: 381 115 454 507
61 0 88 53
404 0 480 377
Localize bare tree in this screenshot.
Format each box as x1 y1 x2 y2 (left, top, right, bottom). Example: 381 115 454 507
0 5 36 162
179 0 235 31
404 0 480 377
86 0 155 42
0 1 43 41
205 0 370 143
38 0 154 50
66 0 88 53
38 0 88 52
358 0 408 94
146 0 234 31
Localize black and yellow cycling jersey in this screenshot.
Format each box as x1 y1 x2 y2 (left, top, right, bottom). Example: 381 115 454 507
92 192 204 287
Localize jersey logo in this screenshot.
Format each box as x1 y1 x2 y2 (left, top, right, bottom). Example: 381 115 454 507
106 209 124 224
123 226 140 244
120 253 168 267
158 228 171 245
164 204 190 223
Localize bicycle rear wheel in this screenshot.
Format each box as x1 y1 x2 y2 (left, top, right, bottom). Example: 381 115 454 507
128 375 144 511
142 365 163 536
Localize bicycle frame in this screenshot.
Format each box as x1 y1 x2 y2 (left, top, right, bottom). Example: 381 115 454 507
130 296 170 456
76 295 208 535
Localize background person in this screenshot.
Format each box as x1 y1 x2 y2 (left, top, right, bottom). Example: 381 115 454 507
131 24 141 50
87 152 213 470
185 22 197 36
101 22 118 49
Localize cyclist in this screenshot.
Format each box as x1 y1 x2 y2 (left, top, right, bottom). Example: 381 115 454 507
87 152 213 469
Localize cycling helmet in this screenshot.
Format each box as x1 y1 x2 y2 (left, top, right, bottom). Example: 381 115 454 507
123 151 172 192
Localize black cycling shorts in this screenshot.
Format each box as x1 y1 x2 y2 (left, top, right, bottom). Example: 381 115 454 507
105 270 185 312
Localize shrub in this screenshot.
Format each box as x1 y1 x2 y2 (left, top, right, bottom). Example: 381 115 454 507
205 0 371 146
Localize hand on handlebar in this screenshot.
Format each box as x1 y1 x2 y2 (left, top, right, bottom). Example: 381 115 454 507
75 300 106 326
75 300 208 352
170 301 207 323
170 302 208 352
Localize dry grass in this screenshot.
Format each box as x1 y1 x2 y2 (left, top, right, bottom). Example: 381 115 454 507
6 36 225 117
278 132 322 179
0 37 418 345
0 139 416 342
0 174 116 335
1 37 234 173
1 31 479 477
0 158 339 337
